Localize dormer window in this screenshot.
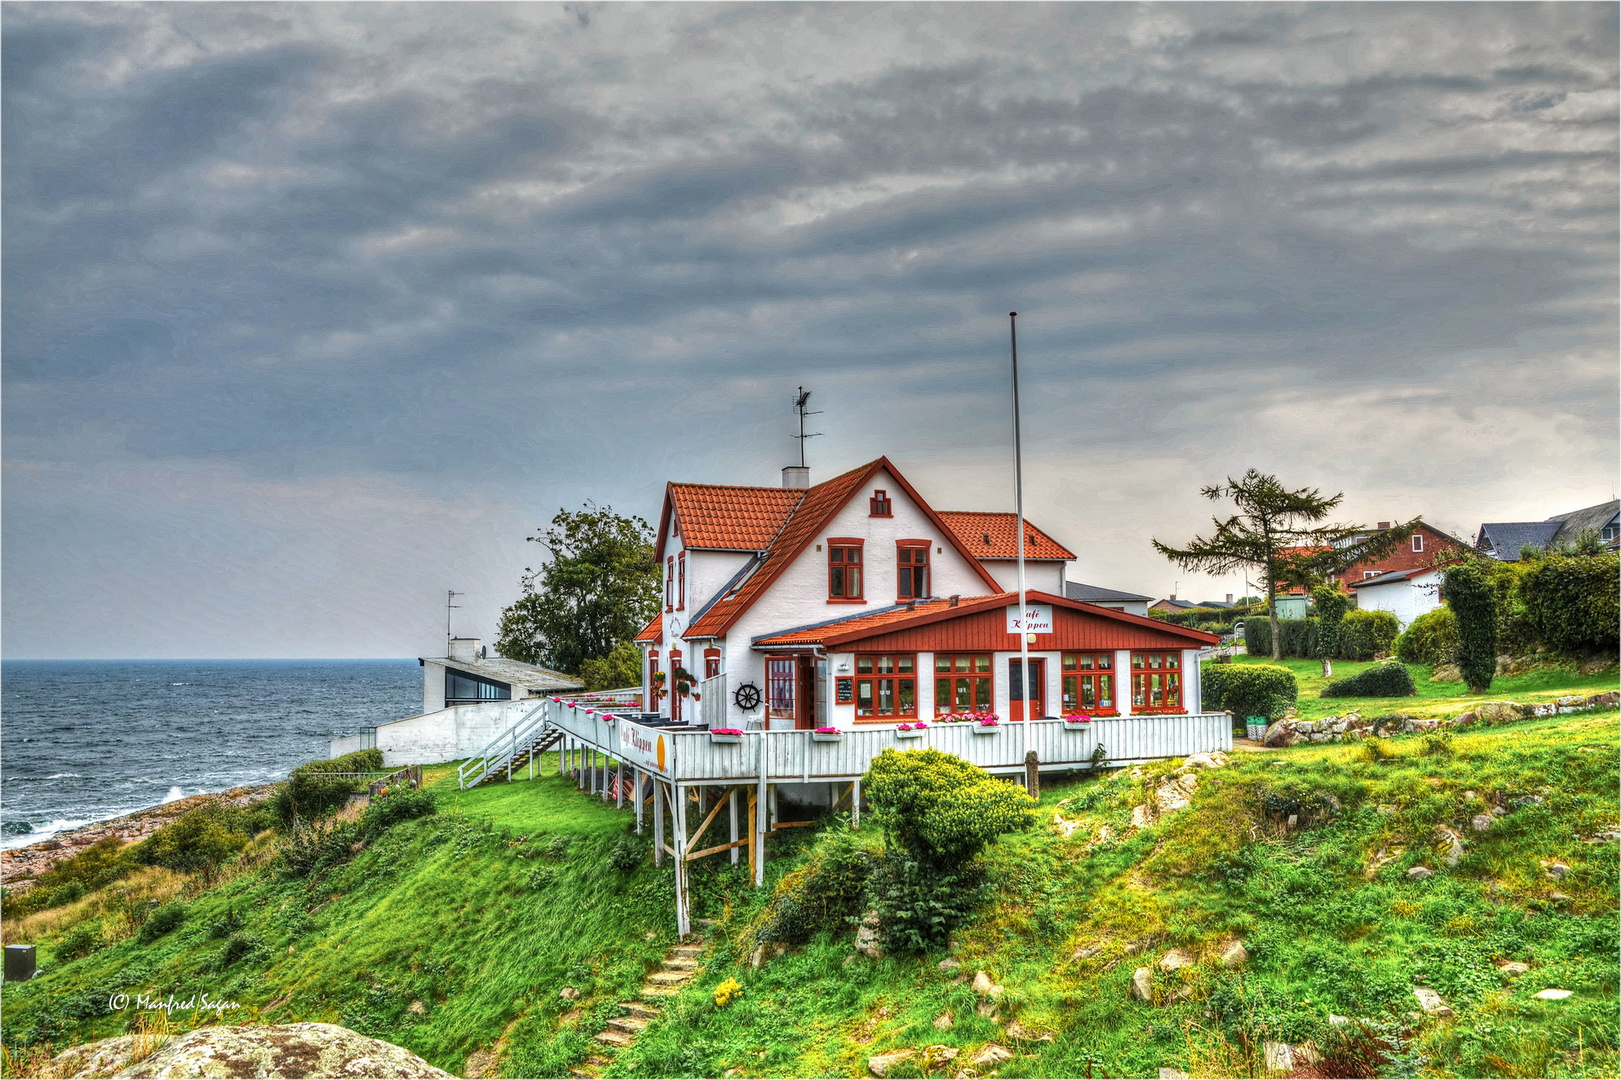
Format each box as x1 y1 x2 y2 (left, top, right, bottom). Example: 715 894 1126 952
897 540 930 600
870 489 892 517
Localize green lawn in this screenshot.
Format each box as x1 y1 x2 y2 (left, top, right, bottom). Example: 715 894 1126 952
1227 654 1618 722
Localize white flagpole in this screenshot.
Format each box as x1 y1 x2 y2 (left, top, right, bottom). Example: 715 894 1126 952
1010 312 1030 735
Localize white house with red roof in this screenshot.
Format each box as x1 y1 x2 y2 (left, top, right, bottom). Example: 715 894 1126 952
636 457 1218 732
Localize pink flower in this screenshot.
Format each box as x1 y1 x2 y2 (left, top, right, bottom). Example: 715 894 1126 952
814 727 841 735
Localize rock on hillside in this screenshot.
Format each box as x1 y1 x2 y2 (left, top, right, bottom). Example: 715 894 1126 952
47 1023 450 1079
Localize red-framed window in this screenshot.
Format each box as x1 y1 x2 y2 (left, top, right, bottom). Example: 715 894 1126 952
704 647 720 680
870 489 892 516
767 657 796 719
854 654 916 720
665 556 675 611
677 551 686 609
897 540 930 600
1130 651 1183 713
934 654 992 716
828 538 864 601
648 649 660 706
1062 652 1117 714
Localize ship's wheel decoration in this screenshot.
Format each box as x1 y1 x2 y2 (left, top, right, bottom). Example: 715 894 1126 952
733 682 763 711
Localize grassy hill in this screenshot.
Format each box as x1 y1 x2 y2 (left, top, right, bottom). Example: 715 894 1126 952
4 710 1618 1079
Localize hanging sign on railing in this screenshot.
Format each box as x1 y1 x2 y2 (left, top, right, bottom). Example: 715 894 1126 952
619 719 668 774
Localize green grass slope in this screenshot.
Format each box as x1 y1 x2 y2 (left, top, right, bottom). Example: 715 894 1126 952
4 713 1618 1079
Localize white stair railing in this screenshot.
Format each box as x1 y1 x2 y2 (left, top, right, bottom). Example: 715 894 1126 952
698 673 727 728
457 701 550 789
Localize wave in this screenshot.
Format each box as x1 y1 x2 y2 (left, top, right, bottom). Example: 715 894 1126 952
0 817 93 851
161 786 186 804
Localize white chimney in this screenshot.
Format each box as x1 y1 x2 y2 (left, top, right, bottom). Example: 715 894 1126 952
1226 593 1233 604
782 466 809 489
448 637 481 663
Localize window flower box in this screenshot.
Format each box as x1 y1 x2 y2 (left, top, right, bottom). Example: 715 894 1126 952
811 727 844 743
709 728 744 744
972 718 1001 734
895 722 927 739
1063 713 1093 728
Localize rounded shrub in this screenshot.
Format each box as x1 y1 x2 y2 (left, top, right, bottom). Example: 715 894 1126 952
1519 553 1621 655
362 784 436 835
1338 609 1400 660
1321 662 1417 699
863 748 1037 868
1395 607 1458 666
1201 662 1298 720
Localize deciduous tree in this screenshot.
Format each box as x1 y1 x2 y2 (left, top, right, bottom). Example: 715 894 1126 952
496 504 660 675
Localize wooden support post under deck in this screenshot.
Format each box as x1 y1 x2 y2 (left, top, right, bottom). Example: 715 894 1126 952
633 770 644 834
1024 750 1040 801
769 784 779 828
728 789 740 865
673 782 691 938
851 778 861 827
747 790 759 886
615 759 624 808
653 780 665 866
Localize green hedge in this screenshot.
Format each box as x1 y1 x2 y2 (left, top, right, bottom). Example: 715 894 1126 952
1243 617 1317 659
1243 609 1399 660
272 747 385 825
1394 607 1459 665
1322 662 1417 699
1519 554 1620 655
1201 662 1299 720
1338 609 1400 661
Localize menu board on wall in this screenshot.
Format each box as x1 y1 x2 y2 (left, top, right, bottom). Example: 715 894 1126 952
835 677 854 704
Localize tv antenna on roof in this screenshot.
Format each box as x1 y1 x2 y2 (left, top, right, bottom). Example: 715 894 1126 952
445 590 463 642
792 386 823 468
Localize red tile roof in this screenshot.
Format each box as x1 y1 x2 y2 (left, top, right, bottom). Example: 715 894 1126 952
666 484 802 551
937 511 1076 560
633 613 662 643
681 457 1005 641
752 590 1220 648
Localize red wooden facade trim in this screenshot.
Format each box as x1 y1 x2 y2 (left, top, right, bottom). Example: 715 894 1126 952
834 603 1207 653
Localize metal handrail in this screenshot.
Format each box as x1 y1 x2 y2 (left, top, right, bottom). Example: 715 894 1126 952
457 701 550 789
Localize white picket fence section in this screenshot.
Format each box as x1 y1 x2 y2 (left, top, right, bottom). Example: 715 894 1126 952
536 697 1231 784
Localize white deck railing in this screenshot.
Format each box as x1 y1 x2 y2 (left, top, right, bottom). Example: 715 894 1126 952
537 697 1231 785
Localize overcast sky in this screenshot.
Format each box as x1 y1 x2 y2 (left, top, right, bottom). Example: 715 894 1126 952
4 2 1616 659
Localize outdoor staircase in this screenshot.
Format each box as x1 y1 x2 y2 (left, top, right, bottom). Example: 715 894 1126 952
569 922 715 1078
458 703 562 789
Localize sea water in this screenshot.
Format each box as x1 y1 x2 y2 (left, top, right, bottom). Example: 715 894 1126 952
1 659 419 849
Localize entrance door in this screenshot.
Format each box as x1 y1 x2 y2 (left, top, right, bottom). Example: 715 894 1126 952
1008 657 1046 722
796 656 818 730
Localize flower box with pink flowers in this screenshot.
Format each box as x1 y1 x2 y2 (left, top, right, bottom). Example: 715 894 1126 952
894 721 928 739
709 728 744 744
810 727 844 743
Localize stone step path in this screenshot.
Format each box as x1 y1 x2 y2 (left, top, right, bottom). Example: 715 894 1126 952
570 925 714 1077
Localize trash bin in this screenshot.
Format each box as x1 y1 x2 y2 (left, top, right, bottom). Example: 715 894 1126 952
1246 716 1268 741
5 944 36 982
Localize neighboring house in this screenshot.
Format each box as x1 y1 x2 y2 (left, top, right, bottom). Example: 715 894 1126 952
1150 597 1196 614
335 637 585 766
1330 520 1472 584
420 637 583 713
1477 500 1621 560
1195 596 1236 610
1348 568 1444 629
638 456 1218 729
1065 582 1153 617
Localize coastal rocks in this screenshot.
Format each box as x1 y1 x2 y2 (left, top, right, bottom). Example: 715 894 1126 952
968 1043 1013 1069
933 1011 954 1031
1130 804 1154 828
938 958 961 976
1534 988 1573 1000
1130 967 1155 1002
1435 827 1466 868
1470 814 1494 833
1153 781 1191 814
1263 1042 1320 1074
920 1045 959 1070
1217 940 1248 969
1476 701 1524 724
1180 752 1230 771
52 1023 452 1079
1413 988 1454 1018
1497 961 1530 976
0 785 276 887
854 913 884 960
1545 861 1571 881
1158 948 1195 973
867 1049 913 1077
559 987 580 1001
1407 866 1434 881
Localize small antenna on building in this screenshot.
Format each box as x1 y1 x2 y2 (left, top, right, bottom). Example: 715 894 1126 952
792 386 823 468
446 590 463 642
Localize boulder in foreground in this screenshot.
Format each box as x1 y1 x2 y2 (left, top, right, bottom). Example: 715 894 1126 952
49 1023 451 1079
